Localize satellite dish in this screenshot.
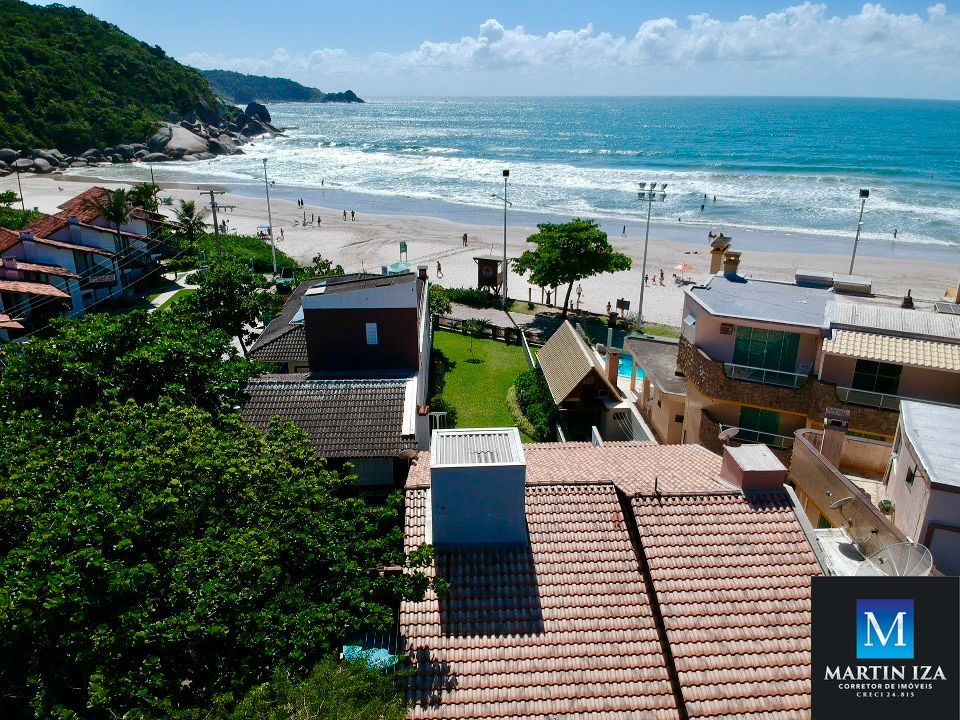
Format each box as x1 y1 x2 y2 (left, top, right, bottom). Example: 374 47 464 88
830 496 854 510
718 426 739 442
856 542 933 577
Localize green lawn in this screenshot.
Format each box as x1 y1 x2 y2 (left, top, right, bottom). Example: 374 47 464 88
156 288 196 312
431 329 532 431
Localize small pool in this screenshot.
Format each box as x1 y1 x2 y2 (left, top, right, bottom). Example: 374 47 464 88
617 353 644 380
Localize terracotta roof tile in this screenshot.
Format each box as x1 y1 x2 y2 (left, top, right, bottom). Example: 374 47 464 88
56 186 109 223
402 479 681 719
631 491 821 720
823 328 960 371
0 258 78 278
0 228 22 254
23 213 68 238
0 278 70 298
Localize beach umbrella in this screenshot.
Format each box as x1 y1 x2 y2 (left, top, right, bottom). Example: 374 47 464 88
673 262 694 282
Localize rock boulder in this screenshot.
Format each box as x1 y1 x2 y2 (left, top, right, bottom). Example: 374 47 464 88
0 148 19 164
32 158 53 173
13 158 33 171
244 101 271 124
142 152 171 163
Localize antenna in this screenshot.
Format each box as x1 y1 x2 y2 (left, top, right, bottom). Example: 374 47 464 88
856 542 933 577
718 426 739 443
830 496 854 510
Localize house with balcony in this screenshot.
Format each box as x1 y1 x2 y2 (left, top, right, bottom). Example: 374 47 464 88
677 250 960 459
241 269 433 487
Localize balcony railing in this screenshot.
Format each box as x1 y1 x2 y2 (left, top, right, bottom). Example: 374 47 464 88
723 362 808 389
719 423 795 450
836 386 901 411
82 273 117 288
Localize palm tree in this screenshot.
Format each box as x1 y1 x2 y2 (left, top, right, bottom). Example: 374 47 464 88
84 188 132 260
128 182 160 213
172 199 209 253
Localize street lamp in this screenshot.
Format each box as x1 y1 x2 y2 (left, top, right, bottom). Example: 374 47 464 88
848 188 869 275
637 181 667 330
262 158 277 276
490 169 511 307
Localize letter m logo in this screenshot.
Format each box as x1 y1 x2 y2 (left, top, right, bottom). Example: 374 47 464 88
856 599 914 659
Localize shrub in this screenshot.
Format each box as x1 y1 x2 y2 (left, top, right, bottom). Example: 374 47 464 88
429 285 452 317
445 287 502 309
513 368 557 441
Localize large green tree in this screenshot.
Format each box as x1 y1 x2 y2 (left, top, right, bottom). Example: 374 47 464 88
513 219 632 318
128 182 161 213
177 261 270 356
0 310 256 421
0 401 432 720
172 200 208 253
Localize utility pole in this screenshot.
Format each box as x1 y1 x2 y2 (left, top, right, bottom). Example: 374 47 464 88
263 158 277 276
637 182 667 330
14 165 25 211
848 189 870 275
201 190 234 257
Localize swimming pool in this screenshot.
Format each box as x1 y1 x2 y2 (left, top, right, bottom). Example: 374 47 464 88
617 353 644 380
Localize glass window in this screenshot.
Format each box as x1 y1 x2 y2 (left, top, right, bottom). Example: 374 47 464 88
733 326 800 372
905 466 916 486
365 322 379 345
852 359 902 395
739 406 781 444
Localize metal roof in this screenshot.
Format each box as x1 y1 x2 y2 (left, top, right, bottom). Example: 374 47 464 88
900 400 960 489
687 275 832 329
431 428 525 467
827 303 960 342
822 330 960 372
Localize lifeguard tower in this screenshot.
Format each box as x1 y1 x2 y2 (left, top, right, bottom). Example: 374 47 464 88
474 255 508 297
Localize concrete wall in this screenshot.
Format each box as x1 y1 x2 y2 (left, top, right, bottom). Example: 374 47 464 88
645 384 685 444
838 435 892 478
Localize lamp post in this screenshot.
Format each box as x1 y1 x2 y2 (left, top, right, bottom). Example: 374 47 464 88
263 158 277 276
490 169 511 307
848 188 869 275
636 181 667 330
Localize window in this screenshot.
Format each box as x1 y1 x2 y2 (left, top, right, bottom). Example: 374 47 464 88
739 406 781 444
852 359 902 395
365 322 379 345
733 326 801 372
905 466 916 486
674 414 684 424
818 513 832 529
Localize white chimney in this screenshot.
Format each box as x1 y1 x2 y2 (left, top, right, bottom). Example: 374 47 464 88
430 428 527 547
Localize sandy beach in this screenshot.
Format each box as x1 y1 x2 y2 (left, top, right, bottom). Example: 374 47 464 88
4 172 958 327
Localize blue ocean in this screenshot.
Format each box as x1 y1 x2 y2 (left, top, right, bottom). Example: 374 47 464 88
89 97 960 253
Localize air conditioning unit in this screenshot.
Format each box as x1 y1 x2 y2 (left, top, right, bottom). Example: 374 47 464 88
720 323 734 335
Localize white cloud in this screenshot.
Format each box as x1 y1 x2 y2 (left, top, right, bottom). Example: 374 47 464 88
182 3 960 96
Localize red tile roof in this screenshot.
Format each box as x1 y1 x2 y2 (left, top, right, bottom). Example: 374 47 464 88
23 213 68 238
632 492 820 720
56 186 110 223
402 480 682 719
0 228 22 254
28 236 113 257
0 258 78 279
0 278 70 298
401 443 821 720
0 312 24 330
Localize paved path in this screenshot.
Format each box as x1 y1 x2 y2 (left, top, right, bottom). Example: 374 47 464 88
145 271 198 314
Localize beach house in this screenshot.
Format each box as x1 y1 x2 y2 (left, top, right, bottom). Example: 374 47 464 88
241 269 432 487
399 429 880 718
675 251 960 460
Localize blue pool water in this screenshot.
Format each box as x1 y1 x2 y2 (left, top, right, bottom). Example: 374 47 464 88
618 353 644 380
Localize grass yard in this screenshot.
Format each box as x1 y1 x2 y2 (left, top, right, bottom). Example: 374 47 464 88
431 329 532 431
156 288 196 311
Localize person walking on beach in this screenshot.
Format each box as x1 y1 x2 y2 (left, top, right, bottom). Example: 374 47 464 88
462 232 468 247
343 210 347 221
279 228 284 241
622 225 626 236
606 301 612 315
436 261 443 278
659 268 665 285
351 210 355 221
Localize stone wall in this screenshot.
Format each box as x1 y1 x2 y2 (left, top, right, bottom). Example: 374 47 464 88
678 336 900 438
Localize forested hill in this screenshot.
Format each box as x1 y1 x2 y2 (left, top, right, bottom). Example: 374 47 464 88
200 69 364 104
0 0 229 152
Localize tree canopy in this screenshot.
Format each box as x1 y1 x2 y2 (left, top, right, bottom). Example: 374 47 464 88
0 0 228 151
0 401 429 719
0 310 256 421
512 219 632 317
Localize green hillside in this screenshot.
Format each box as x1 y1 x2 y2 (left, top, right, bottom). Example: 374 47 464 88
201 69 364 104
0 0 228 152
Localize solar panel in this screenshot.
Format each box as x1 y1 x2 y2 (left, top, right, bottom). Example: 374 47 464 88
935 302 960 315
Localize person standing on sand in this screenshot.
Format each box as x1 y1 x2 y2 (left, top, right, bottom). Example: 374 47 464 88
606 301 612 315
351 210 355 221
659 269 664 285
462 232 468 247
279 228 284 241
436 261 443 278
343 210 347 221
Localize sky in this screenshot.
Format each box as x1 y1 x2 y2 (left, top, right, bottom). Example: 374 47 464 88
32 1 960 99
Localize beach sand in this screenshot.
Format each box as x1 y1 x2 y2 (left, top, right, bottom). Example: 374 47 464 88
4 173 958 327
